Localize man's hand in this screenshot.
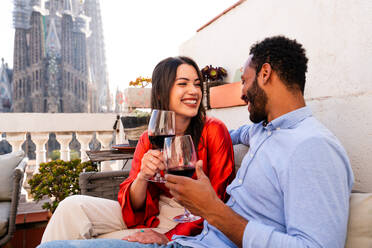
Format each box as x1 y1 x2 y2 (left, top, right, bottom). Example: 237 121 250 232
122 229 169 244
165 160 223 218
166 160 247 248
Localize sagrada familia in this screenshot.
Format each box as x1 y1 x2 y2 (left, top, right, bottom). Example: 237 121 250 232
11 0 110 113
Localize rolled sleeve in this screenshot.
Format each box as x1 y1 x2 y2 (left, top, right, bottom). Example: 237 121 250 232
243 220 275 248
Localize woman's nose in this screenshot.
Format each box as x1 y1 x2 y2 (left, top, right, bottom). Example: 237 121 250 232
187 84 199 94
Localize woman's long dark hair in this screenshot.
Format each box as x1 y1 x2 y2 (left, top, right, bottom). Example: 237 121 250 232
151 56 206 149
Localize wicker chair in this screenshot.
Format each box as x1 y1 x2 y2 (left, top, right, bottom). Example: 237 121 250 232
79 145 249 200
79 170 131 200
0 158 28 247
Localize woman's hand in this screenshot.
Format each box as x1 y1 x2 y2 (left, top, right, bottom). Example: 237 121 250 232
122 229 169 244
130 149 166 210
137 149 166 181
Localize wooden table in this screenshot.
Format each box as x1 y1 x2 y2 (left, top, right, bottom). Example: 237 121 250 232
86 149 135 170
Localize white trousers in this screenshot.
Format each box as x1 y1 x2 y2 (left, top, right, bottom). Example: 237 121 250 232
41 195 183 243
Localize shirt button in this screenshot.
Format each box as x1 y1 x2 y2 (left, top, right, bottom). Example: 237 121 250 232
238 179 243 184
231 197 235 203
267 131 272 135
203 231 207 235
250 153 253 158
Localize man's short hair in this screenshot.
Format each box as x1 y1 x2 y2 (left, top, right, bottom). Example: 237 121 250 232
249 36 308 94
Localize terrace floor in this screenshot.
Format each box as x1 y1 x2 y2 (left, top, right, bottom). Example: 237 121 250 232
5 195 49 248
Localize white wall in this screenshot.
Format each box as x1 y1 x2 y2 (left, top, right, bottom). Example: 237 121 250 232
183 0 372 191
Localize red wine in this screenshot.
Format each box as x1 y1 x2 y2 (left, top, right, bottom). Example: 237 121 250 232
149 134 175 149
167 166 195 178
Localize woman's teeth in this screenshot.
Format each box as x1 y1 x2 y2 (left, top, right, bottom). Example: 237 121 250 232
183 100 197 104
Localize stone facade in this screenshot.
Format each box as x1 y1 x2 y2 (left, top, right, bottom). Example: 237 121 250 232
0 58 13 112
12 0 110 113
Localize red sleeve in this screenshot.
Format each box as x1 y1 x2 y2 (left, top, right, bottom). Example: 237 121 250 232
165 117 235 240
117 131 168 228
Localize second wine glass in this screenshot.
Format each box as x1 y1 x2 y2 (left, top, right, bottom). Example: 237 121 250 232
147 109 175 183
163 135 201 223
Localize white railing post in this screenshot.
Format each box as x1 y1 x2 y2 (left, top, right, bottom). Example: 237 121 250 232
96 131 113 150
31 132 49 172
6 132 27 152
96 131 114 171
76 132 92 162
55 132 72 161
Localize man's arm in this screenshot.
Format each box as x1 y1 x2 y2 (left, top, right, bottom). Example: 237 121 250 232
165 162 247 247
229 124 252 146
165 140 352 248
205 199 247 247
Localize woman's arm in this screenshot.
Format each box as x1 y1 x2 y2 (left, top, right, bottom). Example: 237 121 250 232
129 149 164 210
118 132 163 228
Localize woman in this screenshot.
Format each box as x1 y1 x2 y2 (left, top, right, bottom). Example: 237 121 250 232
41 56 235 244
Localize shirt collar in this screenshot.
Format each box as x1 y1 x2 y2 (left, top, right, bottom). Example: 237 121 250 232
264 106 312 130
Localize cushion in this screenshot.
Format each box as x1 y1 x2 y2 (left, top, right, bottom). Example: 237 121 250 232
233 144 249 171
0 151 25 201
345 193 372 247
0 202 11 237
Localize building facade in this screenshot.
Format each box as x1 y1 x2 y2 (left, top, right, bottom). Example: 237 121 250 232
0 58 13 112
12 0 110 113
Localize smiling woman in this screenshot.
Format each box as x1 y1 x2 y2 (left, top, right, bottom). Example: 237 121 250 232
40 56 235 244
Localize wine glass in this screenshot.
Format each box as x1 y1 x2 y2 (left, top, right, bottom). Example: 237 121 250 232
147 109 175 183
163 135 201 223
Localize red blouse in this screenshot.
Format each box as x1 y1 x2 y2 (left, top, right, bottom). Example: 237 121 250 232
117 117 235 240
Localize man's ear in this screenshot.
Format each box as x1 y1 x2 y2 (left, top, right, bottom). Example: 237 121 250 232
260 63 272 85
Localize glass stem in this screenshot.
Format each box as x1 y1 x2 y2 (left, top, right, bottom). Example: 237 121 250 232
184 208 191 217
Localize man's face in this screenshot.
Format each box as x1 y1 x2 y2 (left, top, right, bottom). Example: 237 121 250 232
241 64 268 123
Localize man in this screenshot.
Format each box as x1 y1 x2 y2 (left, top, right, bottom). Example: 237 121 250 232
38 36 354 248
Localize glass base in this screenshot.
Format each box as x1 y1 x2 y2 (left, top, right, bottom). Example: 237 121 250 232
173 213 201 223
147 174 166 183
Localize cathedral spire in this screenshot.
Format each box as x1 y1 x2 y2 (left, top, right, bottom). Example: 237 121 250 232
46 17 61 55
13 0 31 29
63 0 73 15
30 0 47 15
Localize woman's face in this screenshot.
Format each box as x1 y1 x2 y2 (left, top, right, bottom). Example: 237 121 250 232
169 64 202 119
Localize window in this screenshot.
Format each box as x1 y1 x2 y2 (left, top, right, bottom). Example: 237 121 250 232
44 99 47 112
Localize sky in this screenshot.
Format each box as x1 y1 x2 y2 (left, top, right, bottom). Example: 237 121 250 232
0 0 235 93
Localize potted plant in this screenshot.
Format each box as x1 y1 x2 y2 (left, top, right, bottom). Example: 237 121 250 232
28 159 98 213
201 65 228 109
123 76 152 109
121 109 151 147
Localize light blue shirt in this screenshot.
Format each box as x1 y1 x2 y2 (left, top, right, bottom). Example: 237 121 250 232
174 106 354 248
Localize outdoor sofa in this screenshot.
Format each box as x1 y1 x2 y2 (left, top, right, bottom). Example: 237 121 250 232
79 145 372 247
0 151 27 246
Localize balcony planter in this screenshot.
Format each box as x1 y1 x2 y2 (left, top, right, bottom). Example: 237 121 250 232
121 114 150 147
203 81 228 109
209 82 246 109
123 88 151 109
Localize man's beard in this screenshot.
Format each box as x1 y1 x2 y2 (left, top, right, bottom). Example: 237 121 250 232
245 77 268 123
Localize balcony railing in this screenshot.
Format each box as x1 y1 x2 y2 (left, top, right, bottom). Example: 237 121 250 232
0 113 126 172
